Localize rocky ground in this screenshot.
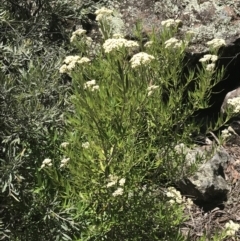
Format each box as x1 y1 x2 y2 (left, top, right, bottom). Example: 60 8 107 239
180 134 240 240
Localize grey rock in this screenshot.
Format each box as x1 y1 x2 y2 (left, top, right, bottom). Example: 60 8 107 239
174 143 207 167
177 147 231 203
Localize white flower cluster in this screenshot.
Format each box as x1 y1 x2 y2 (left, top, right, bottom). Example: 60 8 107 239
112 187 124 197
82 142 90 149
161 19 182 28
103 38 139 53
207 38 226 49
70 28 93 46
83 80 99 91
106 174 125 197
199 54 218 72
60 157 70 168
166 187 193 209
147 85 159 96
70 28 86 42
164 37 183 49
227 96 240 113
130 52 155 68
41 158 52 169
60 142 69 148
95 7 113 22
78 57 91 64
225 220 240 236
106 174 118 188
144 41 153 48
221 128 232 140
185 197 194 209
166 187 183 204
199 54 218 63
59 56 90 74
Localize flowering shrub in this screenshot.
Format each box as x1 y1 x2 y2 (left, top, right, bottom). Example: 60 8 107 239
55 10 229 241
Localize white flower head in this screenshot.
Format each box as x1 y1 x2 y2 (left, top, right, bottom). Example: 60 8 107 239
103 38 139 53
64 56 81 65
164 38 183 49
124 40 139 49
168 199 175 205
59 64 68 74
221 129 231 139
60 157 70 168
72 28 86 37
107 174 118 188
161 19 182 28
60 142 69 148
95 7 113 21
106 181 116 188
199 54 218 63
42 158 52 165
70 35 76 43
112 187 124 197
185 198 193 209
60 56 90 74
41 158 52 169
61 157 70 164
225 220 240 236
144 41 153 48
119 178 126 186
210 55 218 62
207 38 226 49
84 80 99 91
91 85 100 91
82 142 90 149
147 91 153 96
67 61 77 71
109 174 118 182
78 57 91 64
147 85 159 96
130 52 155 68
206 63 215 72
84 80 96 89
85 37 93 46
103 38 126 53
59 163 65 168
166 187 183 204
227 96 240 113
70 29 86 43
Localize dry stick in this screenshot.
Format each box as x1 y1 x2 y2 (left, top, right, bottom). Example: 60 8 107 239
208 131 220 146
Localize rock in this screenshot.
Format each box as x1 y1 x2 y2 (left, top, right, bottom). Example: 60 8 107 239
174 143 208 167
177 147 231 204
